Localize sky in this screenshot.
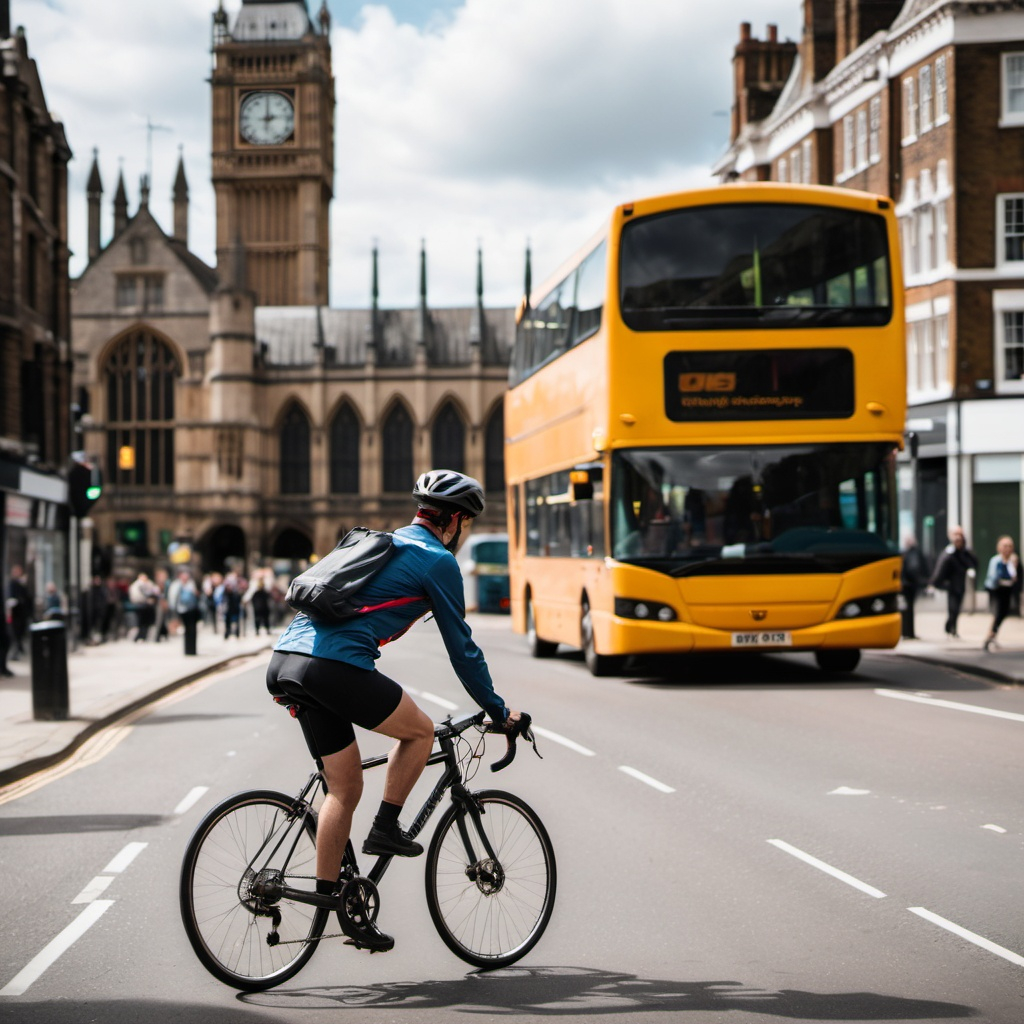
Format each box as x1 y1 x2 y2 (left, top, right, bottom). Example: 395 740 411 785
15 0 802 308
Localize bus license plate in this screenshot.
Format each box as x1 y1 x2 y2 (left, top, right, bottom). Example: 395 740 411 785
731 631 792 648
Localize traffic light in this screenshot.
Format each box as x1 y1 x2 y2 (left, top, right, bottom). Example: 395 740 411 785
68 455 103 517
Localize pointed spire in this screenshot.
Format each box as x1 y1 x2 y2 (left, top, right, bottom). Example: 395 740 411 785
476 243 484 307
371 242 379 312
113 165 128 237
318 0 331 33
87 148 103 262
419 239 427 309
173 147 189 245
139 172 150 211
524 241 532 306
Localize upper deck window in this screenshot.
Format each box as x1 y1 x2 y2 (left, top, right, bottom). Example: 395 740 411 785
619 203 891 331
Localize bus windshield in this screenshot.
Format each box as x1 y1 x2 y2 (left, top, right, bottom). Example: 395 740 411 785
619 203 891 331
611 442 898 575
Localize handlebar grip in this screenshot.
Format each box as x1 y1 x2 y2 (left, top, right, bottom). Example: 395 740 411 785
488 712 534 772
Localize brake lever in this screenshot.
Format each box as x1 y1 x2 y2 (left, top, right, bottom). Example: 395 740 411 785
489 712 542 772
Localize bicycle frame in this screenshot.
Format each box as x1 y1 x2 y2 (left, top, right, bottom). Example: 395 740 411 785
269 720 495 906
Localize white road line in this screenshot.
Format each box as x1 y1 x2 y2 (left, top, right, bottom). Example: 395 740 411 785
530 726 596 757
875 688 1024 723
909 907 1024 968
618 766 675 793
71 876 114 905
420 691 458 711
0 900 114 997
767 839 886 898
102 842 147 874
829 786 871 795
174 786 209 816
982 824 1007 833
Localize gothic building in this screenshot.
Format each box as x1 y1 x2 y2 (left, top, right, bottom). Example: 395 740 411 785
71 0 512 576
715 0 1024 565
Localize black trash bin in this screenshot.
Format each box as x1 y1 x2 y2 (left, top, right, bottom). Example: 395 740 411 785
30 620 69 721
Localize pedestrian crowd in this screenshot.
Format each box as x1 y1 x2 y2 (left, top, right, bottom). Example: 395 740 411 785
900 526 1021 650
1 563 290 675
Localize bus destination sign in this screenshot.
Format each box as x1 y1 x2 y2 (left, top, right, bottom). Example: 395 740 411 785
663 349 854 421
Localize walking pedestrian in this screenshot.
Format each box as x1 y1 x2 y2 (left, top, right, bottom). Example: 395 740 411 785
927 525 978 639
5 564 31 659
982 536 1021 651
900 533 929 639
248 576 272 635
128 572 159 642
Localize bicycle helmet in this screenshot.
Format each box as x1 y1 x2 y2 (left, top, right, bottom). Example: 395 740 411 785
413 470 485 518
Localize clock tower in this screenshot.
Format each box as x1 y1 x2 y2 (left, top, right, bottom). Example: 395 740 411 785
210 0 334 306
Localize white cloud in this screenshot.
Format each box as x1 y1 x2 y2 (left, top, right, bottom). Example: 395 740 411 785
15 0 800 307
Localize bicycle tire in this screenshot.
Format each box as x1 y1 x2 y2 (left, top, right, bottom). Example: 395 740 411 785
179 789 327 991
425 789 556 969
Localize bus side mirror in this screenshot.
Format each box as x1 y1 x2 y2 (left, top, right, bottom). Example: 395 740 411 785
570 470 593 501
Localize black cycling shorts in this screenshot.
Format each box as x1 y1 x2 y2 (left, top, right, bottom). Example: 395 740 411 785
266 650 404 760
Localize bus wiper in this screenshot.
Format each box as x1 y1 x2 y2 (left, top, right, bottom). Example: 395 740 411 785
668 552 818 577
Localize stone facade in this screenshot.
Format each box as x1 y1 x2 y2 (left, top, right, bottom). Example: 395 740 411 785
715 0 1024 565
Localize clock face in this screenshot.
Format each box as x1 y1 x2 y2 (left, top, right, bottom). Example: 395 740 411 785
239 91 295 146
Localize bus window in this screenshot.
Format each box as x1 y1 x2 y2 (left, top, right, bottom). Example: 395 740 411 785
573 240 606 345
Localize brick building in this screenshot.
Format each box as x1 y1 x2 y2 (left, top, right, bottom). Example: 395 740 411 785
715 0 1024 565
0 3 74 614
71 0 512 577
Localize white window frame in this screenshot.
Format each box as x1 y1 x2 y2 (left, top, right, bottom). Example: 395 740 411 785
994 290 1024 393
919 65 933 133
843 115 855 175
869 96 881 163
935 54 949 123
903 77 918 143
997 193 1024 269
936 199 949 268
906 298 952 401
778 156 788 183
1001 52 1024 127
790 147 802 185
855 108 868 169
802 138 813 182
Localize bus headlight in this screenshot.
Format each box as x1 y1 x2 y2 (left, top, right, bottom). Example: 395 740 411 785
834 594 899 620
615 598 677 622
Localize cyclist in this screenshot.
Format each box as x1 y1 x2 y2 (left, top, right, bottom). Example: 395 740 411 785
266 469 521 952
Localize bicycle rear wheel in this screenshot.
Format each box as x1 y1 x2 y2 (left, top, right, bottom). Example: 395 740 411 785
179 789 327 990
425 789 556 969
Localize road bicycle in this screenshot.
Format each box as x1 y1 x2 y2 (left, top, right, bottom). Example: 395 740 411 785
178 710 555 991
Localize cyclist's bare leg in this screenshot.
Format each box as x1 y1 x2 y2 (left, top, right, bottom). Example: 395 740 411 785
372 690 434 806
316 740 363 883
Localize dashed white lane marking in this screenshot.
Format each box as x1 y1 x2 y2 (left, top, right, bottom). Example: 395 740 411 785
174 786 209 816
768 839 886 898
875 688 1024 723
909 907 1024 968
102 842 147 874
0 900 114 997
829 786 871 795
982 824 1007 833
71 876 114 905
420 691 459 711
618 766 675 793
530 726 596 757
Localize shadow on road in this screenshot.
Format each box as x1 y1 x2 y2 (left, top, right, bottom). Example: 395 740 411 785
0 812 166 836
241 965 975 1019
0 1000 278 1023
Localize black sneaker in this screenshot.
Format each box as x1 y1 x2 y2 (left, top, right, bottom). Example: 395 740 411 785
337 878 394 953
362 824 423 858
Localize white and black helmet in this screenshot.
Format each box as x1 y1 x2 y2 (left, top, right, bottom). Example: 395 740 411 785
413 469 485 518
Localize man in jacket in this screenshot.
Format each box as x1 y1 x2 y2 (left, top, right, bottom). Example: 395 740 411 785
928 525 978 639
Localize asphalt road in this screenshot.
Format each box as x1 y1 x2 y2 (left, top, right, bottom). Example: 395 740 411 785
1 615 1022 1023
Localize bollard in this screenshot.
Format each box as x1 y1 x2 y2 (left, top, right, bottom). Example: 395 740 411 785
183 611 198 656
30 620 69 720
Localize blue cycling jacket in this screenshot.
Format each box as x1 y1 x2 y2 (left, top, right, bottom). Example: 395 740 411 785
274 525 508 724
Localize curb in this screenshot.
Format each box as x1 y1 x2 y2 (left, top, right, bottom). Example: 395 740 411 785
893 651 1024 687
0 644 273 790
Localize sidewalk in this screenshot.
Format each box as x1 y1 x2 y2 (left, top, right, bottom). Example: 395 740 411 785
0 626 274 788
1 598 1022 791
885 589 1024 684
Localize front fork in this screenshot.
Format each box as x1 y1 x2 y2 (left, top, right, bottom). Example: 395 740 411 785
450 783 505 894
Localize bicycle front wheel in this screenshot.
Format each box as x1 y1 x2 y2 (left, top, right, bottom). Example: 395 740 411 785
179 790 327 991
425 789 556 969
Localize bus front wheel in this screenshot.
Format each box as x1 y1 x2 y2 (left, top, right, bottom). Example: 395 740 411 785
581 598 625 677
527 596 558 659
814 649 861 673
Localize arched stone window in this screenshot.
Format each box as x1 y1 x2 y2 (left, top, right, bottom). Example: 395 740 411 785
329 401 360 494
382 403 413 493
484 400 505 493
279 402 311 495
103 328 179 487
431 400 465 473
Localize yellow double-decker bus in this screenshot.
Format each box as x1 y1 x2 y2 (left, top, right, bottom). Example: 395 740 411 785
505 183 905 675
